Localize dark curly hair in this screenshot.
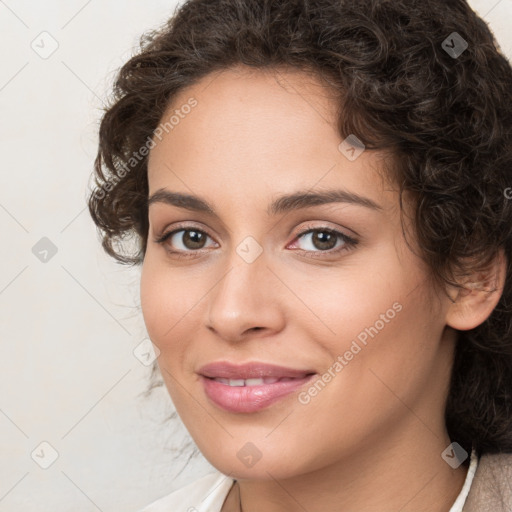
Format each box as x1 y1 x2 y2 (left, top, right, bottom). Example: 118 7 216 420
87 0 512 457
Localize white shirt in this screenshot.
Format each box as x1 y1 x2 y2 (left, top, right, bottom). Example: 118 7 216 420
449 448 478 512
139 449 479 512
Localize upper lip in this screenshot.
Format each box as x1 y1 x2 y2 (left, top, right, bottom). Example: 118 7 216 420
198 361 316 380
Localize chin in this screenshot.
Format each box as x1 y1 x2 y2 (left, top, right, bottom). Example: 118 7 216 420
198 440 312 481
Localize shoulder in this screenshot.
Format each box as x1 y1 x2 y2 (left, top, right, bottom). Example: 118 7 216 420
138 471 236 512
463 452 512 512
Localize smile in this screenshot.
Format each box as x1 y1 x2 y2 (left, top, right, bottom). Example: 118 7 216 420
200 373 316 413
211 376 299 386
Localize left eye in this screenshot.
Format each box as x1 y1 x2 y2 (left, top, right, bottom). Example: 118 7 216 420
291 228 357 253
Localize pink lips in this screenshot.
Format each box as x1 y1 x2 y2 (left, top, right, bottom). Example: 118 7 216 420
198 361 316 413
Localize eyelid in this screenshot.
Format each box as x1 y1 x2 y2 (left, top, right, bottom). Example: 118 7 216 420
155 220 213 239
291 221 357 241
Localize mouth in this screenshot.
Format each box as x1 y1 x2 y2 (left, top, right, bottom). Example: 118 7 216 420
198 360 316 380
197 361 316 413
206 376 308 386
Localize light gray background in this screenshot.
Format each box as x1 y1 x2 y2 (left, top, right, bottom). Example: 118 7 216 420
0 0 510 510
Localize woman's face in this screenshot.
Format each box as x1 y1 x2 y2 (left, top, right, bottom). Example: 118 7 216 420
140 66 458 479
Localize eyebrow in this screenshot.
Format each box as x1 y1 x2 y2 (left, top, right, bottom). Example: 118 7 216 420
147 188 383 216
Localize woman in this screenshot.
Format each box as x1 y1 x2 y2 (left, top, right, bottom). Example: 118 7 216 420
87 0 512 510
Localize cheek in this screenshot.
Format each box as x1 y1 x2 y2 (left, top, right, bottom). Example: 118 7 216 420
322 281 441 414
139 260 194 403
139 256 207 364
140 258 184 349
289 286 441 455
283 256 406 347
139 261 166 342
290 249 438 391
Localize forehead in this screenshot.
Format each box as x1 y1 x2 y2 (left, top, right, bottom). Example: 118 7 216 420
172 65 338 121
150 67 338 159
147 66 396 210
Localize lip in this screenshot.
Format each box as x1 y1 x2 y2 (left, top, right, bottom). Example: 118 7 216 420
198 361 315 380
198 361 316 413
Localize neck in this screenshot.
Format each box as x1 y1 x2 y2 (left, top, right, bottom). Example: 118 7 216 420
230 426 468 512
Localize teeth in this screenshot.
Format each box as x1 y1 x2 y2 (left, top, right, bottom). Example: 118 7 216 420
245 378 265 386
212 377 283 386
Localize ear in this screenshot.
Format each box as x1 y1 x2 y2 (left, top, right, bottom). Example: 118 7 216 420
445 248 507 331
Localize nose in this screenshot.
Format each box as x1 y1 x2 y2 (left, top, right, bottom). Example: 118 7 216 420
205 250 285 343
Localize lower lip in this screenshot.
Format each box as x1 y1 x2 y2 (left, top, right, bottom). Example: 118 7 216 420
200 374 316 413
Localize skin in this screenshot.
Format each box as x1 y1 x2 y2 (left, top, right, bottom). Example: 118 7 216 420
140 65 505 512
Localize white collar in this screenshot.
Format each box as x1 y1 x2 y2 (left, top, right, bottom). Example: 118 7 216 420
448 448 479 512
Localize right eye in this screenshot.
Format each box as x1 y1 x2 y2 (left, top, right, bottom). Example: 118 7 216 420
154 226 218 257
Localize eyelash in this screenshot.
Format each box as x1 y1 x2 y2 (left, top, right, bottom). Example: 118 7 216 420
153 223 359 260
